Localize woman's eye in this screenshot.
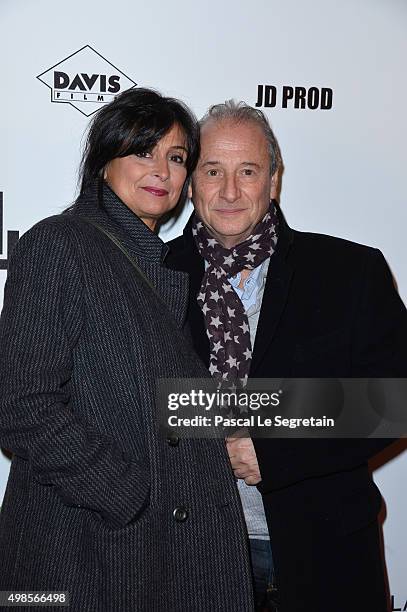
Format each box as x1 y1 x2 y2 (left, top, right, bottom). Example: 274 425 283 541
135 151 151 158
170 154 186 164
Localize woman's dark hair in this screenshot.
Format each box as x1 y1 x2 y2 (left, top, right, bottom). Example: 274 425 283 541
79 87 200 209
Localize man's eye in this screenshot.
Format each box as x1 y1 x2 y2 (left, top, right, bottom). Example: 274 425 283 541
208 169 218 177
242 168 254 176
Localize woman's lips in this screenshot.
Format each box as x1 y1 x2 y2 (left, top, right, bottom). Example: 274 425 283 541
141 186 169 197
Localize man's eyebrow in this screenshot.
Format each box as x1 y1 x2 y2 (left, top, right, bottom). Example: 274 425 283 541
241 161 260 168
200 160 260 167
200 160 221 167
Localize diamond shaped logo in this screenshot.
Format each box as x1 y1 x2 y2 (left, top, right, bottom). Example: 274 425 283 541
37 45 137 116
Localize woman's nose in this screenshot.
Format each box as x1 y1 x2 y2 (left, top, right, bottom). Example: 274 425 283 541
153 157 170 181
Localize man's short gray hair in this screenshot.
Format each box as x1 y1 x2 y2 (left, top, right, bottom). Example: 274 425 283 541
199 100 282 176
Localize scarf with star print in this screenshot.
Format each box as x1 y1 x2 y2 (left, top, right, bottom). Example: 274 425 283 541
192 201 279 386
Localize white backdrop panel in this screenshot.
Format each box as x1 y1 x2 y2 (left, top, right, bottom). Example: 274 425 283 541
1 0 406 605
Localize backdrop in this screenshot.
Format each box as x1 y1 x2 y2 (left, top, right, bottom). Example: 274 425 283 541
1 0 406 606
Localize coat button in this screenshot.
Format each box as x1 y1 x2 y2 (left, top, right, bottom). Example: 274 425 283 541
167 434 180 447
173 506 189 522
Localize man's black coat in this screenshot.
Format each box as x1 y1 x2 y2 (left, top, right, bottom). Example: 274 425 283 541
167 208 407 612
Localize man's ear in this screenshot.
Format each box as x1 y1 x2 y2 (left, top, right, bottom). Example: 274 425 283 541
187 182 193 200
270 171 279 200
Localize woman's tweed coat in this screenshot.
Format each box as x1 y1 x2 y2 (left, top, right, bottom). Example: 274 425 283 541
0 182 254 611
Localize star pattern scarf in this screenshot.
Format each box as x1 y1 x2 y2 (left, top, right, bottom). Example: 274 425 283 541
192 202 279 386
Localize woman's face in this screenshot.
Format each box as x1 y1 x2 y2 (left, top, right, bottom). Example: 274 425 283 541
104 123 188 230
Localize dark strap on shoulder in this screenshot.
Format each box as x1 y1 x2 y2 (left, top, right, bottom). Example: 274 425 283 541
82 217 162 299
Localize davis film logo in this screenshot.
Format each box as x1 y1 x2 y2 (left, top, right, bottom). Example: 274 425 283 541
37 45 137 116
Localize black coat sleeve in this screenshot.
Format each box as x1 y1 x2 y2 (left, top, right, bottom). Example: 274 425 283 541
254 247 407 493
0 221 150 527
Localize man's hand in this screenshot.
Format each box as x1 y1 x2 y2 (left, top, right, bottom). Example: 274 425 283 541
226 434 262 485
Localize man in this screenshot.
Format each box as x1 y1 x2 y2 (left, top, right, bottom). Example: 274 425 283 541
166 101 407 612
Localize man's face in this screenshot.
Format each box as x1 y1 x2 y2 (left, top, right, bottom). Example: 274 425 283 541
190 119 278 248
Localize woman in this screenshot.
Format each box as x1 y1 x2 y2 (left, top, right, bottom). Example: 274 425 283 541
0 89 254 611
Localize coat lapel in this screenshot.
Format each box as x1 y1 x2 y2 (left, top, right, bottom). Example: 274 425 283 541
166 222 210 365
250 213 295 374
250 259 294 374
